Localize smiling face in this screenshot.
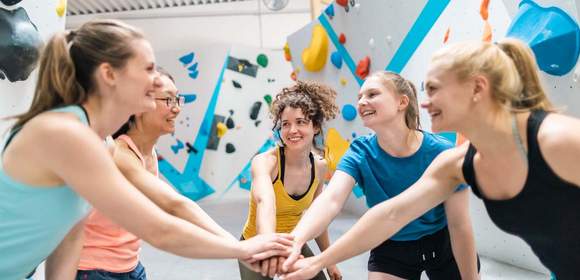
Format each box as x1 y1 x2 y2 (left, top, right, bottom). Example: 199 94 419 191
421 64 476 132
279 107 318 151
139 75 180 136
357 76 407 130
113 39 161 115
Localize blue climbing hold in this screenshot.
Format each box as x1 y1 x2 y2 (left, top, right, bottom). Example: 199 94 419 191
324 4 335 18
331 51 343 69
507 0 580 76
179 52 195 65
342 104 357 121
182 94 197 103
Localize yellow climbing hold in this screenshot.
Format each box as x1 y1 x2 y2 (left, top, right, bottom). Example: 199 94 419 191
301 24 329 72
216 122 228 138
56 0 67 17
283 42 292 61
340 77 347 86
324 128 350 172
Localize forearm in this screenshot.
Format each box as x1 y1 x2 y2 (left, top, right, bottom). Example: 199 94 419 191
172 201 236 241
256 201 276 234
45 221 85 280
314 230 331 252
292 194 342 245
449 225 479 279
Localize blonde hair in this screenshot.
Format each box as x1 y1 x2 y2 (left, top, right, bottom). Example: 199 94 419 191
367 71 421 130
431 38 553 112
11 19 144 129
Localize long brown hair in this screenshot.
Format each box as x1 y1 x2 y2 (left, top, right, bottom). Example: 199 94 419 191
11 19 144 130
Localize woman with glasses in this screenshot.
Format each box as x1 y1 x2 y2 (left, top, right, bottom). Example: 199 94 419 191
75 68 233 279
239 81 342 280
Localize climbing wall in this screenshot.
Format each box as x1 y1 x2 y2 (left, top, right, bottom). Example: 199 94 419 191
0 0 67 135
155 45 292 201
286 0 580 274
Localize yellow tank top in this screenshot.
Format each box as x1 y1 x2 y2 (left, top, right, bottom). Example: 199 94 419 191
242 147 319 239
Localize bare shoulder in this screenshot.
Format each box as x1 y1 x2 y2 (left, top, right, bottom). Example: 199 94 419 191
23 111 99 149
313 154 328 176
430 142 468 182
251 148 278 175
112 139 143 171
537 113 580 185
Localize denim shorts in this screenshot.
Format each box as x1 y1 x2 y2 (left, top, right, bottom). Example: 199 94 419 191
76 261 146 280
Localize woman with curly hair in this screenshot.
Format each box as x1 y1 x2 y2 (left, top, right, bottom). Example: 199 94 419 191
283 72 479 280
239 81 342 280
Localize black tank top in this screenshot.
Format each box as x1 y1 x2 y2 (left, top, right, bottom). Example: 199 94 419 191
462 110 580 279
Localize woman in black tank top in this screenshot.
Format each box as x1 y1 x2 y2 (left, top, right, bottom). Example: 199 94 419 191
280 39 580 280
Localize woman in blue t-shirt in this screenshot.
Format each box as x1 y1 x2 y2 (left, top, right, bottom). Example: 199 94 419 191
283 71 479 280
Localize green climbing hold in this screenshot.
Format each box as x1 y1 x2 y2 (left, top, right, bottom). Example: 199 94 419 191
264 94 272 106
257 54 269 68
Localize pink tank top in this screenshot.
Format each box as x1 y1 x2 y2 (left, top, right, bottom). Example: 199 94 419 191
78 135 158 272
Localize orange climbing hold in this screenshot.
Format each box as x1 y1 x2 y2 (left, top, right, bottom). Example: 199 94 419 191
443 27 450 44
283 42 292 62
482 21 492 42
336 0 348 8
356 56 371 80
339 33 346 44
290 71 297 81
480 0 490 20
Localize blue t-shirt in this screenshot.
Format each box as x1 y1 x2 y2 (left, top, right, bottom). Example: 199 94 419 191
337 131 467 241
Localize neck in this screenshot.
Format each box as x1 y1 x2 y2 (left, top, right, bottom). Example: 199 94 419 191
125 128 159 157
458 106 518 159
82 95 133 140
283 145 312 167
373 118 422 157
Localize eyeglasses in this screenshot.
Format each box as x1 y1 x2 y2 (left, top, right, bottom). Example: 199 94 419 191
155 96 185 107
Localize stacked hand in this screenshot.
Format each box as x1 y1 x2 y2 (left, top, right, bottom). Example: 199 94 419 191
238 233 294 271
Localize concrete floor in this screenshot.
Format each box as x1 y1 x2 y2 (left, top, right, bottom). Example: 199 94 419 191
35 191 550 280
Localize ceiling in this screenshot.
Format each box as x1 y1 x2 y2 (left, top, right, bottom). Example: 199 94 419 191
67 0 253 16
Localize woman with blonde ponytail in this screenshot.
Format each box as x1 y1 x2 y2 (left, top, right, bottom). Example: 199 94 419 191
0 20 291 280
281 39 580 280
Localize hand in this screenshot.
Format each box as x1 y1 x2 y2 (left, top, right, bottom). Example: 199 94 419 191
282 239 304 272
240 259 261 273
280 256 324 280
260 258 278 278
239 233 293 263
326 264 342 280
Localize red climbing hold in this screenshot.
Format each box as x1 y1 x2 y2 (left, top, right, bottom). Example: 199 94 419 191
356 56 370 80
339 33 346 44
336 0 348 7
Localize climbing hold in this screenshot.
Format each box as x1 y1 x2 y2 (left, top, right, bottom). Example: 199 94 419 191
330 51 343 69
250 101 262 120
225 117 235 129
264 94 273 106
179 52 194 65
369 38 375 49
182 94 197 104
324 4 335 18
216 122 228 138
443 27 450 44
507 0 580 76
225 143 236 153
482 21 492 42
257 53 268 68
170 139 185 154
290 71 297 81
340 77 347 86
0 0 23 5
480 0 490 21
355 56 371 80
336 0 348 7
255 120 262 127
295 67 300 74
56 0 67 17
339 33 346 44
324 128 350 172
283 42 292 61
385 35 393 45
342 104 357 121
301 24 329 72
232 80 242 89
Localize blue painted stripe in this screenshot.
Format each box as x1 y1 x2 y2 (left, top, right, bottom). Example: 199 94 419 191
184 53 229 175
318 13 364 86
385 0 450 73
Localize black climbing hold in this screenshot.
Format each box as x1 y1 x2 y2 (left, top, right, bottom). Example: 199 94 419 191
225 143 236 153
1 0 23 6
232 80 242 89
226 117 235 129
250 101 262 120
185 142 198 154
255 120 262 127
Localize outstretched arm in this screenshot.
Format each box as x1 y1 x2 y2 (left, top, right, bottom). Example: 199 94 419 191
45 220 85 280
281 148 465 280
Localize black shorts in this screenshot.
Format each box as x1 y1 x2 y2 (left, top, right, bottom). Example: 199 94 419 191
368 226 480 280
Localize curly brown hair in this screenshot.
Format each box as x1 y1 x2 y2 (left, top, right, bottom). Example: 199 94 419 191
271 80 338 141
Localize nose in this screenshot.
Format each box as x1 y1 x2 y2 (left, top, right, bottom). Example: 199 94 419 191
153 75 163 89
420 99 431 109
172 104 181 114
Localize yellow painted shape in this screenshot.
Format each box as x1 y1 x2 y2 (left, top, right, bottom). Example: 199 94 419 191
56 0 67 17
301 24 329 72
216 122 228 138
340 77 347 86
324 128 350 172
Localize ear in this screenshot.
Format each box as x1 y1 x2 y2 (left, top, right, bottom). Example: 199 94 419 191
95 62 117 88
472 74 489 102
398 94 410 111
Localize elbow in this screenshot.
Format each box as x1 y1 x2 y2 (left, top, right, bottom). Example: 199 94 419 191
165 197 190 217
141 220 177 251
